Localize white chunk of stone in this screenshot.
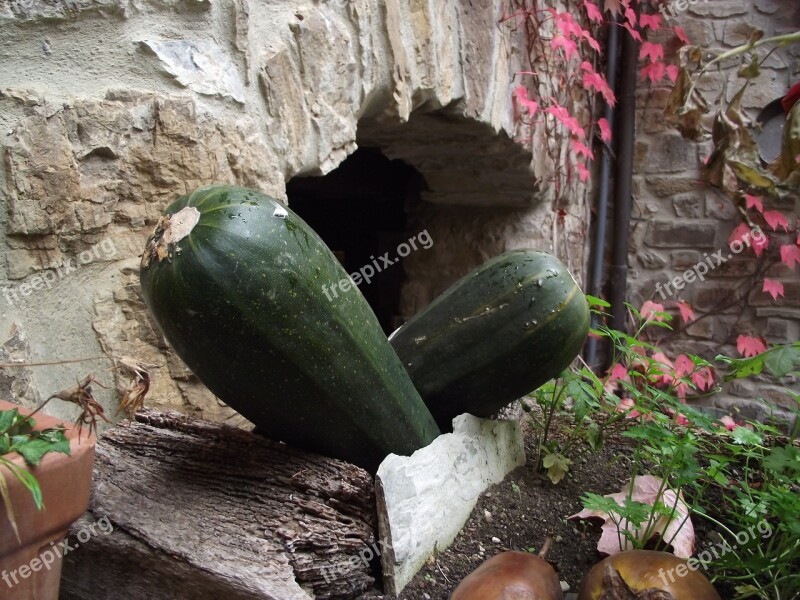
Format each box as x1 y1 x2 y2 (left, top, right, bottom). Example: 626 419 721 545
141 40 245 104
375 413 525 596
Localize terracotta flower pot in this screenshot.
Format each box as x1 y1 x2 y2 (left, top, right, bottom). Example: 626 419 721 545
0 400 95 600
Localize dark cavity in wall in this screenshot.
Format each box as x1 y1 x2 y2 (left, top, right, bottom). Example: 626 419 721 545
287 148 424 334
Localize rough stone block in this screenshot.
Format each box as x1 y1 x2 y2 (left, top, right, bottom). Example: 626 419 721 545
641 87 673 110
765 262 797 278
647 221 718 248
672 194 704 218
722 21 761 47
749 281 800 307
705 257 758 278
755 307 800 319
705 196 738 219
686 319 714 340
641 110 673 134
634 140 650 172
693 286 739 312
755 0 781 14
712 395 797 434
764 318 800 345
645 176 701 198
742 68 788 110
638 250 668 270
672 19 714 47
672 250 701 270
644 134 697 174
688 0 749 18
376 414 525 596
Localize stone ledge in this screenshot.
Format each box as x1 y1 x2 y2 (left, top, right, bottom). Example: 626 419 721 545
375 414 526 596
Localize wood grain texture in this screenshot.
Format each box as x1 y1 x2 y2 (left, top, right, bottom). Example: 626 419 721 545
60 409 378 600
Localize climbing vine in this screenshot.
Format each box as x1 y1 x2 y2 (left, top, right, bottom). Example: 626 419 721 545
502 0 799 404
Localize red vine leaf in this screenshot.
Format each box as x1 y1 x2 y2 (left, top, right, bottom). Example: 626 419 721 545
640 61 666 84
583 31 602 53
598 117 612 142
577 162 591 182
582 62 617 105
728 223 750 246
583 0 604 23
640 41 664 64
622 22 643 42
552 10 585 38
781 243 800 269
675 354 694 378
751 232 769 257
651 351 675 386
745 194 764 213
624 5 637 27
551 35 579 61
737 335 767 358
547 104 586 138
641 300 666 321
763 210 789 232
514 85 539 117
691 367 715 392
673 26 690 45
639 12 662 31
604 363 631 394
665 64 679 83
572 139 595 160
677 301 696 324
762 279 785 301
729 222 768 257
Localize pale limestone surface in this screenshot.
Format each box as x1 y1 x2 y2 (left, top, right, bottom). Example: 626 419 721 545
375 414 526 596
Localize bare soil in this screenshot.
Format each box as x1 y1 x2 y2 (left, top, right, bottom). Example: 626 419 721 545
357 417 640 599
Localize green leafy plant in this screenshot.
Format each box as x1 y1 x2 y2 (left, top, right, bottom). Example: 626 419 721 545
0 407 70 542
573 302 718 555
525 295 632 484
573 302 799 599
695 421 800 599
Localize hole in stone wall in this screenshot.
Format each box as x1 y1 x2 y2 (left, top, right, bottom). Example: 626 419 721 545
287 148 424 334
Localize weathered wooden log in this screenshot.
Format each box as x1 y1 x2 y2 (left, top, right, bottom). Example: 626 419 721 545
59 409 379 600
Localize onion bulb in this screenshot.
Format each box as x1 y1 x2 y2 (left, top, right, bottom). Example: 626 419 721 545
450 551 564 599
577 550 721 600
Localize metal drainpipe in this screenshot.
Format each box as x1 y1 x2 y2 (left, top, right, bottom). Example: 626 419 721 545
585 14 620 369
610 14 640 334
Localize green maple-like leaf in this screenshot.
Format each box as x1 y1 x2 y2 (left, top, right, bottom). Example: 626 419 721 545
763 445 800 478
763 345 800 379
543 452 572 484
731 427 763 446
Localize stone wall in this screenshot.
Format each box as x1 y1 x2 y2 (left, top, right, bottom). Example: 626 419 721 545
0 0 589 426
631 0 800 427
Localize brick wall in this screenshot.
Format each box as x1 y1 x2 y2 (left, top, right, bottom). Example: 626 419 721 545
631 0 800 428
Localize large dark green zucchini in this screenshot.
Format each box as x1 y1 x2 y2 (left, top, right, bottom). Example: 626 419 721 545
139 185 439 471
390 250 589 430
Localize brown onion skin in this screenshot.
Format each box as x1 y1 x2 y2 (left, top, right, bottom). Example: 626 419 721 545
577 550 721 600
450 551 564 600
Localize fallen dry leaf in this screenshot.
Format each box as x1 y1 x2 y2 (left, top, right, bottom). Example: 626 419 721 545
569 474 694 558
